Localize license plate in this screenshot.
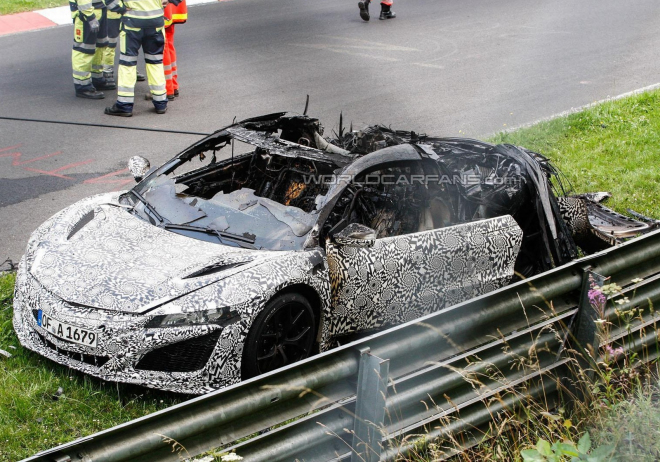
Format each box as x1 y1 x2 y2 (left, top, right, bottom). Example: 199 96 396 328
37 310 98 348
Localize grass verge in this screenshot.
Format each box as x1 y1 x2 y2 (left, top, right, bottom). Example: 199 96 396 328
489 89 660 219
0 0 68 16
0 272 185 462
590 383 660 461
404 278 660 461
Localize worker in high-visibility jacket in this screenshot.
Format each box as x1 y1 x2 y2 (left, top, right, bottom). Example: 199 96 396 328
70 0 115 98
163 0 187 99
104 0 180 116
103 9 146 87
358 0 396 21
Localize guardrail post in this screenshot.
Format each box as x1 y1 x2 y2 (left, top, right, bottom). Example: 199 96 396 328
351 347 389 462
575 269 606 367
567 268 605 401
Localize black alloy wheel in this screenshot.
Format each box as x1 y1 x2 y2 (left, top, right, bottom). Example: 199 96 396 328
242 292 316 379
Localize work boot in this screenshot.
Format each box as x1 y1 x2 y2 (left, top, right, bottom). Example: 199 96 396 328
136 72 146 82
358 0 370 21
174 89 179 97
379 3 396 19
146 93 174 101
92 79 117 91
154 106 167 114
103 71 116 88
76 89 105 99
104 104 132 117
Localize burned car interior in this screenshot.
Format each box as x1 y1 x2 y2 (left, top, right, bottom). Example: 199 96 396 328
126 112 656 277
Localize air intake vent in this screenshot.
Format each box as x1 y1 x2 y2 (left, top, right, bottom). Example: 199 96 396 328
183 261 248 279
67 210 95 240
135 330 222 373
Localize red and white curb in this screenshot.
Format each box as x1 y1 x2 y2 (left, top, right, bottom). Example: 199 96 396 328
0 11 59 36
0 0 227 37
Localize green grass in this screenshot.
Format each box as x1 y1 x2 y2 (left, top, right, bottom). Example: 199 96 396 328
590 383 660 461
0 0 68 16
0 272 186 462
489 89 660 219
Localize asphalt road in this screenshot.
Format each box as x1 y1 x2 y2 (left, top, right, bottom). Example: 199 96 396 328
1 0 660 264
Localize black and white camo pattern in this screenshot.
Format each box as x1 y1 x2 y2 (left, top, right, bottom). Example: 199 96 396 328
556 196 590 239
127 156 151 181
325 216 522 336
14 192 332 394
14 189 523 394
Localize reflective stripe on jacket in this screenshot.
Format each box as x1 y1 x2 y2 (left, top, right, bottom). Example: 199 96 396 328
107 9 122 20
69 0 96 20
172 0 187 24
164 0 186 27
109 0 166 28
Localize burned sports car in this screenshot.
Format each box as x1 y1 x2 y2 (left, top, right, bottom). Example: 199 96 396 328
13 112 657 394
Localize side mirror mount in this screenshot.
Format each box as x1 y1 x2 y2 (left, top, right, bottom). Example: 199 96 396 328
128 156 151 182
332 223 376 248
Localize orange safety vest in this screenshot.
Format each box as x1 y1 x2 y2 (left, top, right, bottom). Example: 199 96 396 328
164 0 187 27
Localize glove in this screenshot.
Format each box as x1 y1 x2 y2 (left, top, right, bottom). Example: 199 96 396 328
88 17 100 34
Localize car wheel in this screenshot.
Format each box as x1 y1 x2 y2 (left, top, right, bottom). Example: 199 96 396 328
242 292 317 379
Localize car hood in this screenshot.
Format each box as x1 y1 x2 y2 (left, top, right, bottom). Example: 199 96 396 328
28 197 272 313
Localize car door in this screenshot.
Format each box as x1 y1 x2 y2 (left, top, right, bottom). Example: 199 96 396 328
324 162 523 337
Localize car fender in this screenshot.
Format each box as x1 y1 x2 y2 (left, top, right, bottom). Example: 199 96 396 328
157 248 331 388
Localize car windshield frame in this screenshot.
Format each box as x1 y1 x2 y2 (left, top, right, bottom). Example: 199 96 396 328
122 128 331 252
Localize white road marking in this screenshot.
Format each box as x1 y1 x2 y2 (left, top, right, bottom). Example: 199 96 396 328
292 43 401 62
319 35 420 52
498 82 660 135
412 62 445 69
292 36 421 62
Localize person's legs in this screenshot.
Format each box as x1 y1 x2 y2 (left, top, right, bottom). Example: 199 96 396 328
358 0 371 21
106 25 141 115
169 25 179 95
103 13 121 86
164 25 174 98
72 13 101 96
92 8 113 89
379 1 396 19
143 26 168 113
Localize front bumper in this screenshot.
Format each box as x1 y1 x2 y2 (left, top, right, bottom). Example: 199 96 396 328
12 260 244 395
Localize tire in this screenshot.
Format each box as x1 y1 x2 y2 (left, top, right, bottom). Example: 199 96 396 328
241 292 317 380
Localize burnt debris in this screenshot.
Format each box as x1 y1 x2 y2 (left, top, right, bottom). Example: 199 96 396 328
121 112 657 275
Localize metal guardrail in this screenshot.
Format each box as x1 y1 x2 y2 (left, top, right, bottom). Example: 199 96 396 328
23 229 660 462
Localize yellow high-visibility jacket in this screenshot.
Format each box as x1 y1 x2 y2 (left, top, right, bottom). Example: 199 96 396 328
108 0 178 29
69 0 104 21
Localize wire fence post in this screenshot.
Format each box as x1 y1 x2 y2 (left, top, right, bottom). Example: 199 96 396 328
351 347 390 462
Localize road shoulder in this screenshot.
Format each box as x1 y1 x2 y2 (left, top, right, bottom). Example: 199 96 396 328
0 0 228 37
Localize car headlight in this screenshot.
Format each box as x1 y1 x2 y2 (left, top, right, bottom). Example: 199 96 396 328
146 306 240 328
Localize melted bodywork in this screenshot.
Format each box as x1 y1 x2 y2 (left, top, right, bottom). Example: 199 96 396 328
13 112 657 394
